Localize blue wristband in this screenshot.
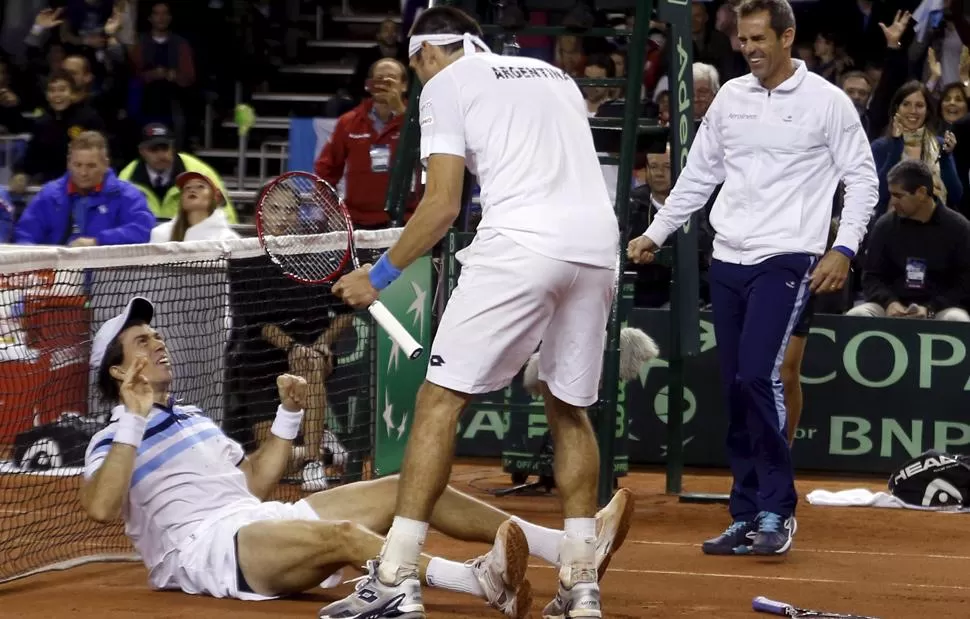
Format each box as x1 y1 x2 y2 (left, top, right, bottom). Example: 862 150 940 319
369 253 403 291
833 245 855 260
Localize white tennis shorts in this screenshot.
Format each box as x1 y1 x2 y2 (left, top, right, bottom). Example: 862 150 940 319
169 499 343 601
427 230 616 407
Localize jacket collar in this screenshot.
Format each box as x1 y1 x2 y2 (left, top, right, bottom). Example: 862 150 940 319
60 169 119 200
744 58 809 93
183 208 231 240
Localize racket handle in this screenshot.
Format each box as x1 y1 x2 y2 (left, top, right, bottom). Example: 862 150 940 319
753 597 792 615
368 300 424 360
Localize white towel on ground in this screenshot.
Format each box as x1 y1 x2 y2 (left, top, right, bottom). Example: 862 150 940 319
806 488 970 512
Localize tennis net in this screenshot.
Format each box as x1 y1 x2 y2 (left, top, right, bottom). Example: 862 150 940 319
0 227 422 584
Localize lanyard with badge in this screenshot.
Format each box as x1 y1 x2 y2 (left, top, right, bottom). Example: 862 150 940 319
369 144 391 173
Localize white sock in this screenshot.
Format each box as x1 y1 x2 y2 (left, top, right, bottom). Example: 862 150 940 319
512 515 564 565
378 517 429 583
426 556 486 597
564 517 596 540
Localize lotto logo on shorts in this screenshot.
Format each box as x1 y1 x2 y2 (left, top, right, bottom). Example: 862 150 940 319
429 355 445 367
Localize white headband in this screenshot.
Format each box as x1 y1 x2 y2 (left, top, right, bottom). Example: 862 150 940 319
408 32 490 58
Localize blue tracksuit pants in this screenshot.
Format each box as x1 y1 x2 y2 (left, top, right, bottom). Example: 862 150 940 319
708 253 815 521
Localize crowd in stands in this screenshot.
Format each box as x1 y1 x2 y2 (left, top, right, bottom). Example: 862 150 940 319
0 0 285 241
4 0 970 326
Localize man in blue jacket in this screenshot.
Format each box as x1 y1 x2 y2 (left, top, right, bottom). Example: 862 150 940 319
15 131 154 246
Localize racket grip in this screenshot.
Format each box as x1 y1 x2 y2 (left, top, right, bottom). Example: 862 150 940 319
753 597 792 615
368 301 424 360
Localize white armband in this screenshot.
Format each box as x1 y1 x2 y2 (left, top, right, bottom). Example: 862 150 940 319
114 413 148 448
270 405 305 441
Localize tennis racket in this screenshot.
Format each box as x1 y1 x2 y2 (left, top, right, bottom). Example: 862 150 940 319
753 596 881 619
255 171 423 360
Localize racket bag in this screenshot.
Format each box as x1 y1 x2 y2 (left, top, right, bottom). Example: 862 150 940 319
888 449 970 508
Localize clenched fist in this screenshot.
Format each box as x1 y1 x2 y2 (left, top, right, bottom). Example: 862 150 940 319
277 374 308 412
627 235 659 264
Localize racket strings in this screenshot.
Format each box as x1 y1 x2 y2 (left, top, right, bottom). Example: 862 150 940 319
257 175 353 282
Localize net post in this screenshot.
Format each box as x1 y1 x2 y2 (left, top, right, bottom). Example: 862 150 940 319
656 0 700 497
385 79 423 227
595 0 652 508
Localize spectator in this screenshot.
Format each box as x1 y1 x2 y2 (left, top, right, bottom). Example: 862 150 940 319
608 48 626 100
13 70 105 184
840 70 874 130
0 187 15 243
653 62 721 121
691 1 738 83
0 172 28 229
227 189 356 490
938 80 970 126
130 1 196 147
870 80 962 216
59 0 114 53
119 123 236 223
554 34 585 78
582 53 616 117
149 171 239 243
628 145 674 308
812 30 852 84
348 18 408 106
314 59 418 229
14 131 154 246
0 58 30 135
847 159 970 322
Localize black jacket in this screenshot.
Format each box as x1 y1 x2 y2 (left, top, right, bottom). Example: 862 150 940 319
861 203 970 312
15 102 105 183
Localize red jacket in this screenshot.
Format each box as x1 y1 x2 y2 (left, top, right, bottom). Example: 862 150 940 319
315 99 420 227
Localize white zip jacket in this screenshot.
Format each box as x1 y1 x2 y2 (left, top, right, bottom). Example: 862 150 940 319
643 59 878 264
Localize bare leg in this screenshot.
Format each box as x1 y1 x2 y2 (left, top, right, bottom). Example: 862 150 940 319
237 518 435 596
393 381 473 522
540 381 599 519
304 474 507 541
781 335 806 447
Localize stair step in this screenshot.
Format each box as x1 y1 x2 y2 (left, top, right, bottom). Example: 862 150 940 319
331 13 400 24
308 39 377 49
223 117 292 130
195 148 288 160
251 92 335 103
280 64 354 76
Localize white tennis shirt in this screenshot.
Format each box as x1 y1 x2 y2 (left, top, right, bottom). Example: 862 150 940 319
84 403 258 589
419 52 620 269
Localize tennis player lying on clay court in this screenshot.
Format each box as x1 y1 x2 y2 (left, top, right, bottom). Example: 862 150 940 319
78 297 634 616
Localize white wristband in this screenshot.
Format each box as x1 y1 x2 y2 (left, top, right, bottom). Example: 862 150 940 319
114 413 148 448
270 405 304 441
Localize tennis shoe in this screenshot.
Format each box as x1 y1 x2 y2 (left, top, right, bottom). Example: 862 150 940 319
318 559 425 619
543 535 601 619
469 519 532 618
541 488 634 619
701 519 758 555
752 512 796 555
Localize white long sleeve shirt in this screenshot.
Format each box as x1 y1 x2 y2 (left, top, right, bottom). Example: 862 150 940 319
643 59 878 265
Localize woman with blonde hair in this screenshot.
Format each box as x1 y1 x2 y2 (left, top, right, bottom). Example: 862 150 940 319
150 172 240 243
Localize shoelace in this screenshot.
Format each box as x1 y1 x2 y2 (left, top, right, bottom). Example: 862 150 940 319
760 513 782 534
725 521 749 535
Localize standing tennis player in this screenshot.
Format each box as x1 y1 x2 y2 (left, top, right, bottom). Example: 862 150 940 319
629 0 878 557
331 5 626 618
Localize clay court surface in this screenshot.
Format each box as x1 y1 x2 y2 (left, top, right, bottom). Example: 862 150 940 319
2 462 969 618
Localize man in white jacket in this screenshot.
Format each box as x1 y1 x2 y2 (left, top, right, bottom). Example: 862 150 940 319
629 0 878 557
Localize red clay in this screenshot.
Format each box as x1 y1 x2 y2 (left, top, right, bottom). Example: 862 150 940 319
2 462 968 618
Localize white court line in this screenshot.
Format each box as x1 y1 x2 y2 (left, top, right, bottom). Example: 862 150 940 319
631 539 970 561
529 564 970 592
